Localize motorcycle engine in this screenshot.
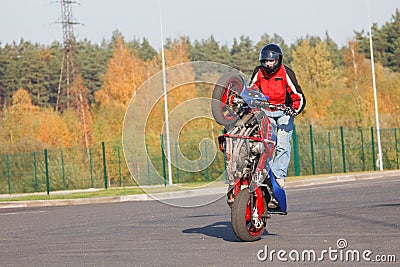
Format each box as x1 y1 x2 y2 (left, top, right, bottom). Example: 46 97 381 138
234 137 264 179
251 142 264 154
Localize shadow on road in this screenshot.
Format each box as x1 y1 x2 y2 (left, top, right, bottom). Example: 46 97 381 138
182 221 271 242
183 221 239 242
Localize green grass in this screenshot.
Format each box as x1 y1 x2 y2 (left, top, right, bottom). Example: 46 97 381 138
0 188 142 202
0 180 227 202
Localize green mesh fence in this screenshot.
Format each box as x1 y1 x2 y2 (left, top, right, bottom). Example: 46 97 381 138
0 126 399 194
290 126 400 176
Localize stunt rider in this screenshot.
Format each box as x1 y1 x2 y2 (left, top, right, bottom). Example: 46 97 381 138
249 44 306 189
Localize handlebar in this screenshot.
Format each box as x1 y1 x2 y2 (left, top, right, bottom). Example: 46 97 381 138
250 99 287 111
234 96 296 116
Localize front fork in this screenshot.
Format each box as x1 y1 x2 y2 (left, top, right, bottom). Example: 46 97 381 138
227 148 269 222
249 183 267 228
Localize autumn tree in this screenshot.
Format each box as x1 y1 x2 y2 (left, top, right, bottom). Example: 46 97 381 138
35 107 72 148
1 89 39 147
291 39 335 123
95 37 147 107
146 37 198 140
69 74 93 150
93 36 152 146
339 40 366 125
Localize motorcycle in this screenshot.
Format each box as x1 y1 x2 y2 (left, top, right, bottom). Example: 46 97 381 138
211 72 288 242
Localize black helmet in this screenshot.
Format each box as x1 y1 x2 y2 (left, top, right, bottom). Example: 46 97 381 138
259 44 283 74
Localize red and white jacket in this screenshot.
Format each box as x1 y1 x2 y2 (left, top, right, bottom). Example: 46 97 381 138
249 65 306 114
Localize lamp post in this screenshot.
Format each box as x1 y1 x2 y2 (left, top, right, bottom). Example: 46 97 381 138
159 0 173 185
368 0 383 171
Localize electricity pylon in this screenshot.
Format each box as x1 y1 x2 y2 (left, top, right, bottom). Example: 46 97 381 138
56 0 80 111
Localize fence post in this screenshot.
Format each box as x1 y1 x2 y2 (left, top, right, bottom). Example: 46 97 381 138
61 150 66 190
205 141 209 181
309 125 315 175
340 126 346 173
6 154 11 194
395 128 399 169
371 127 376 171
293 125 300 176
117 146 122 187
146 144 151 186
328 132 333 173
175 143 180 184
360 128 366 171
160 134 167 187
44 149 50 195
102 141 108 189
89 149 94 188
33 152 38 192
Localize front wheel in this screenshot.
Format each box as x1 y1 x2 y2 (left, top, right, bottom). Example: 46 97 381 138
231 189 265 241
211 73 245 126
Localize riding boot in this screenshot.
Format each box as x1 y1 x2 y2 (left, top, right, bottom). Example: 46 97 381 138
227 184 235 207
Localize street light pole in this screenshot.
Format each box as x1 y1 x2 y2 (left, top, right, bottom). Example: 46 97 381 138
159 0 173 184
368 0 383 171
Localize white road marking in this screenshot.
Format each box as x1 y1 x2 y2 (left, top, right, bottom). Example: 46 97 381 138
288 177 400 192
0 210 46 216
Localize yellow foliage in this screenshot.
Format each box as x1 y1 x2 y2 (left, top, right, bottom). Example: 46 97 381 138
92 36 199 150
292 41 335 124
3 89 39 144
96 37 147 107
70 74 93 149
92 100 126 144
291 40 314 88
11 88 39 113
36 108 72 147
144 38 198 148
292 40 334 88
342 40 364 89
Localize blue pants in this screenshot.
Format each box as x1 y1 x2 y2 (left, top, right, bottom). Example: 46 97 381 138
263 110 294 180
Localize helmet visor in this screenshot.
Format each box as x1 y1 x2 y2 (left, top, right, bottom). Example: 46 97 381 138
259 50 280 61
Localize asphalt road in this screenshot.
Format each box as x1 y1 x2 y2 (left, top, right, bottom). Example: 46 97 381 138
0 176 399 266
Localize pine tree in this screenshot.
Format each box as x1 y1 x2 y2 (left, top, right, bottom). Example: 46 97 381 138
355 9 400 72
231 36 256 74
324 32 343 68
76 39 110 105
189 35 231 65
255 33 291 64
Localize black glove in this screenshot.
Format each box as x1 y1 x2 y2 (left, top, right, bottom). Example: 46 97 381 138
284 107 298 117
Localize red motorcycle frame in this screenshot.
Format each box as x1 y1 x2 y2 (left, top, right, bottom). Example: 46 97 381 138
213 72 287 241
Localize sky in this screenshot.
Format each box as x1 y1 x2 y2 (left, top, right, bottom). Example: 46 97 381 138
0 0 399 49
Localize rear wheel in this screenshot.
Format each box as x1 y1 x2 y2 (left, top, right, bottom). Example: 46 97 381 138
231 189 265 241
211 73 245 126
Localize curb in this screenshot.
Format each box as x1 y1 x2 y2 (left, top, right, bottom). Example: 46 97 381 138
285 170 400 188
0 170 399 209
